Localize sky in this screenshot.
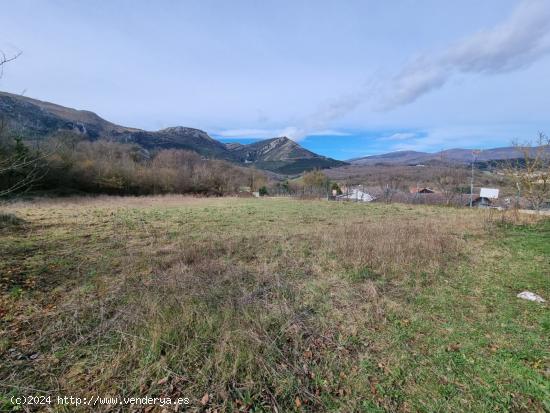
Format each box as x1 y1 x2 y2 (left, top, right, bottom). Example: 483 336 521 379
1 0 550 160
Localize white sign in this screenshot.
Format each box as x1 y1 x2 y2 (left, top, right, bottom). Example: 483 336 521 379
480 188 499 199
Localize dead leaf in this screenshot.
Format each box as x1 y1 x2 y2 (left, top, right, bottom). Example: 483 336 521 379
201 393 209 406
295 397 302 408
369 378 378 395
157 377 169 385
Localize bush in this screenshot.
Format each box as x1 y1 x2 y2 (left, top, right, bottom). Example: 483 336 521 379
0 211 24 228
8 135 267 197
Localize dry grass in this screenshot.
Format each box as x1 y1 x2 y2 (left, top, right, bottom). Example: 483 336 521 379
1 197 548 412
3 194 216 209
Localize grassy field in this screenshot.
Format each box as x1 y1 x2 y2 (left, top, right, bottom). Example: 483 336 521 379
1 196 548 412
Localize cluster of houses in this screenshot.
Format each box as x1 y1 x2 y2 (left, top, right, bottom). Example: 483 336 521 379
408 186 501 208
331 185 502 208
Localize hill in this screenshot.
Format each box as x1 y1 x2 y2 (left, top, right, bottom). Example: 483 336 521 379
348 150 430 165
349 146 550 165
0 91 344 173
227 136 346 174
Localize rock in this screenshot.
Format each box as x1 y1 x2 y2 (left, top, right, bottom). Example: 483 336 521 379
517 291 545 303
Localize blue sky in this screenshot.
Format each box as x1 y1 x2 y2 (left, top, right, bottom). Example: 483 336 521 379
1 0 550 160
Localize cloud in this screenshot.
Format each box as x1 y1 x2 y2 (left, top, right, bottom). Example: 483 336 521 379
386 124 536 153
380 132 418 141
281 0 550 138
214 128 273 139
278 83 377 141
214 127 350 141
381 0 550 109
307 129 351 137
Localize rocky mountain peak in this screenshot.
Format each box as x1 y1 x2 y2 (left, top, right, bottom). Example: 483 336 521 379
159 126 213 139
1 91 346 174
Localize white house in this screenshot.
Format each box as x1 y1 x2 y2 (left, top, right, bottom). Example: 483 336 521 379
479 188 499 199
470 188 500 208
336 188 375 202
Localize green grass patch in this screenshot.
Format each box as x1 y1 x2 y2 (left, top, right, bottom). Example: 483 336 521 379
0 197 548 412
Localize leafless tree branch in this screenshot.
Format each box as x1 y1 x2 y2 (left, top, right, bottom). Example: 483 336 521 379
0 50 22 78
504 132 550 211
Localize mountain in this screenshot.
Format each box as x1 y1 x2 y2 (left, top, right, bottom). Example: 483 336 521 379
349 146 549 165
116 127 230 159
348 150 430 165
0 91 345 174
227 136 346 174
0 91 132 138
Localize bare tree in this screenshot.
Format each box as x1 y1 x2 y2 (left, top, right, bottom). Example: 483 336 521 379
378 176 402 203
435 157 468 206
247 167 267 192
0 50 48 198
0 133 44 196
506 132 550 211
0 50 21 77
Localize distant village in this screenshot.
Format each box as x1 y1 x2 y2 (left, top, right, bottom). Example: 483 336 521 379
329 185 505 209
243 181 512 209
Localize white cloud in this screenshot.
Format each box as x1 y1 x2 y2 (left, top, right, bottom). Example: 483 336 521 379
307 129 351 137
280 82 376 141
214 128 273 139
280 0 550 136
380 132 418 141
214 127 350 141
380 0 550 109
386 124 538 152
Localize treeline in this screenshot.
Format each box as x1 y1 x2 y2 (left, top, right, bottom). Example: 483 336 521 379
268 170 341 198
0 131 266 197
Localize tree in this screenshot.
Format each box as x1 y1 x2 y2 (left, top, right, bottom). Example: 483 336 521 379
0 131 44 196
0 50 46 197
248 167 267 192
377 176 402 203
435 157 468 206
0 50 21 77
302 170 330 197
506 132 550 211
331 182 342 195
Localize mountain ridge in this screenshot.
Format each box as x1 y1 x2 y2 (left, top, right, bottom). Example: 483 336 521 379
0 91 345 174
349 146 549 165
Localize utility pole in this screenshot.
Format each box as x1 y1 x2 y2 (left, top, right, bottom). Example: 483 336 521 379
470 150 481 208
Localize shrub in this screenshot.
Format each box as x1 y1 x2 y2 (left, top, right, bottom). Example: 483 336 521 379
0 211 24 228
10 135 267 197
